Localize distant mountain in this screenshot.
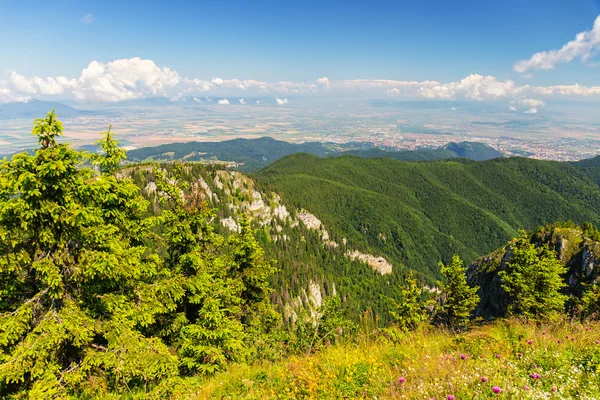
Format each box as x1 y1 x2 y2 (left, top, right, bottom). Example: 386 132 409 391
127 137 503 171
126 137 371 171
0 100 99 120
257 154 600 280
342 141 503 161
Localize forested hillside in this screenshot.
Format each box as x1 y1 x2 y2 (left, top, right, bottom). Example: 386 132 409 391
257 154 600 281
126 137 503 171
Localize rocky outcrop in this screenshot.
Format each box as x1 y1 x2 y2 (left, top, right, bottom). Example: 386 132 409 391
467 226 600 319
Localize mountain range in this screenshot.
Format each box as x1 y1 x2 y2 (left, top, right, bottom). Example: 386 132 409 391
126 137 504 171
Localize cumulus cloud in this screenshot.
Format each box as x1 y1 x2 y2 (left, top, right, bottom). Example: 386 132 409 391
0 81 29 103
316 77 330 89
239 98 246 104
517 98 545 108
82 13 95 24
524 107 538 114
217 99 229 105
514 15 600 73
509 105 518 112
4 56 600 104
417 74 520 100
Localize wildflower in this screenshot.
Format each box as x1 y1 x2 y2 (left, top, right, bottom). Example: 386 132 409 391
566 335 569 339
460 354 467 360
518 352 523 358
552 386 557 393
542 331 546 335
527 339 533 345
533 364 537 369
586 327 590 331
495 354 501 359
571 337 575 341
524 385 530 390
398 377 406 384
481 376 488 383
529 373 541 379
557 340 562 344
492 386 502 394
595 340 599 345
447 396 455 400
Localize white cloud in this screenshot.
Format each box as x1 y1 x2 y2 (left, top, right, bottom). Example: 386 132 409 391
82 13 95 24
524 107 538 114
316 77 330 89
5 57 600 104
517 98 545 108
514 15 600 73
239 98 246 104
0 81 29 103
509 105 518 112
417 74 520 100
64 58 179 102
217 99 229 105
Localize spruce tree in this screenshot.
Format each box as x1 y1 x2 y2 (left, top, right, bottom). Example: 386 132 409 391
499 231 567 318
0 111 179 398
440 254 479 329
389 271 427 332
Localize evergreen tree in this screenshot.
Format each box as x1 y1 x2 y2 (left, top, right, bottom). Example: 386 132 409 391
0 111 179 398
499 231 567 318
389 271 427 332
439 254 479 329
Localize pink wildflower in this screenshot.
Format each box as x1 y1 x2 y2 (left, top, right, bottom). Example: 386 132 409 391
492 386 502 394
398 377 406 384
481 376 488 383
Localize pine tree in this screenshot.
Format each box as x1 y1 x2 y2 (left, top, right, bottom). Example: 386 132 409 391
0 111 179 398
499 231 567 318
440 254 479 329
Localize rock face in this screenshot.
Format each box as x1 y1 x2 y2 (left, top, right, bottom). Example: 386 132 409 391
467 226 600 319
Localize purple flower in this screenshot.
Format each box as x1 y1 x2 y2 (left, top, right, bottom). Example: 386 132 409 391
495 353 501 359
527 339 533 345
566 335 570 339
492 386 502 394
398 376 406 384
529 373 541 379
586 327 590 331
460 354 467 360
595 340 600 345
542 331 546 335
557 339 562 344
447 396 455 400
571 337 575 341
552 386 557 393
481 376 488 383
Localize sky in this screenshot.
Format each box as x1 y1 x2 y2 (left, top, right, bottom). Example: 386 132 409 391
1 0 600 108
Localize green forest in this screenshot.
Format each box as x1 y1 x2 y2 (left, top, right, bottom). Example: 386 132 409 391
2 112 600 399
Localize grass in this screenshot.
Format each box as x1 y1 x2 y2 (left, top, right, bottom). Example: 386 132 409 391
111 318 600 399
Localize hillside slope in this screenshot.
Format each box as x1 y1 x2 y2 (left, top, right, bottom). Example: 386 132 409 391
257 154 600 280
126 138 503 171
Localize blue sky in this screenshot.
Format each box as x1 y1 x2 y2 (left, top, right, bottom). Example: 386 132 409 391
0 0 599 105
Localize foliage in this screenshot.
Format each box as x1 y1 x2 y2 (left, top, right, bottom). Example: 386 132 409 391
388 271 428 332
439 254 480 329
0 111 178 398
257 153 600 283
499 231 568 318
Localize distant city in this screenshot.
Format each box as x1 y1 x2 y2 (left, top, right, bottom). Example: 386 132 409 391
1 97 599 161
